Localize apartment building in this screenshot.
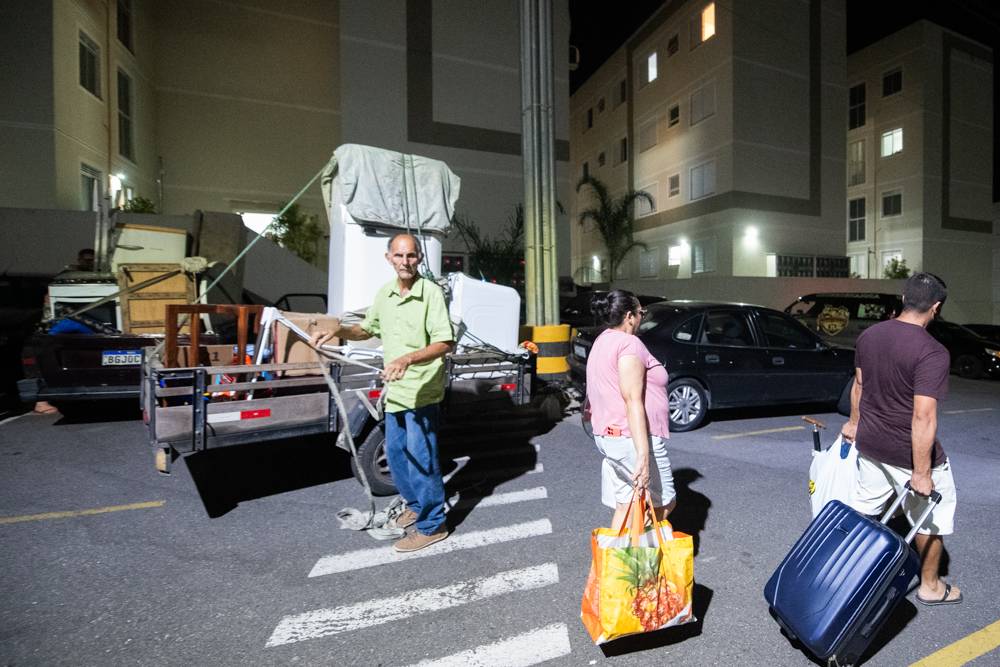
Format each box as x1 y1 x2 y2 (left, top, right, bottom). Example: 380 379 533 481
846 21 996 322
570 0 848 284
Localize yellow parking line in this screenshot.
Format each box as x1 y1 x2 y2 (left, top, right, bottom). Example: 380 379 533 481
0 500 165 525
712 425 805 440
943 407 995 415
911 618 1000 667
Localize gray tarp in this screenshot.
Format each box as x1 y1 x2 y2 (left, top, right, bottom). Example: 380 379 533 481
320 144 460 233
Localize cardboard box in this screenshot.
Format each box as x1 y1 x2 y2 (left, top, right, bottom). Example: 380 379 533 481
273 311 341 376
178 344 241 367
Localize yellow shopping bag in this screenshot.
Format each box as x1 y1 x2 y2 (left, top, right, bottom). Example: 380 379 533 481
581 490 695 644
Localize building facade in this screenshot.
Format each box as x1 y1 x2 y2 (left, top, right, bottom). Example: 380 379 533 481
846 21 996 322
570 0 848 284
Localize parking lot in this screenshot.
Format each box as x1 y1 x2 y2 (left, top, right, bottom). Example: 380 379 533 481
1 376 999 666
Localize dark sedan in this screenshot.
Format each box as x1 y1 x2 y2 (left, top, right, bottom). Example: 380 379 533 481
568 301 856 432
926 320 1000 379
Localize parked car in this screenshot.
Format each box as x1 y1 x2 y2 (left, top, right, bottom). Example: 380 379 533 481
560 290 667 330
962 323 1000 345
569 301 856 432
926 320 1000 379
786 292 902 348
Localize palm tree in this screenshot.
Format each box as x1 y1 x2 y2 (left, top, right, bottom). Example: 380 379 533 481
575 176 654 283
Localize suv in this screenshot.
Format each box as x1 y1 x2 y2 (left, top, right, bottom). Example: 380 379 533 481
786 293 902 349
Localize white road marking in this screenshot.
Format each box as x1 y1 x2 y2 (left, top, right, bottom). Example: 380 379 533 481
449 486 548 511
309 519 553 577
0 413 28 426
712 425 805 440
266 563 560 647
407 622 571 666
943 407 994 415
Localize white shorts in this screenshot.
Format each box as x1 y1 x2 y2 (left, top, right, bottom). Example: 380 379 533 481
593 434 675 509
850 453 957 536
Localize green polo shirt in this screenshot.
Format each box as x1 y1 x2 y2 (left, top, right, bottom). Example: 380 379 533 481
361 276 454 412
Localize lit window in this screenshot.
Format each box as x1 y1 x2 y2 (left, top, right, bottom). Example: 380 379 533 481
848 139 865 186
692 3 716 48
690 83 716 125
668 104 680 127
882 68 902 97
647 52 658 83
690 161 716 200
668 174 680 197
668 245 683 266
881 128 903 157
79 31 101 98
80 163 102 211
882 191 902 217
848 83 865 129
848 198 866 242
117 69 135 161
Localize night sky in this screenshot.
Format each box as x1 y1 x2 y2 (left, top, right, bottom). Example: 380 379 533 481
568 0 1000 198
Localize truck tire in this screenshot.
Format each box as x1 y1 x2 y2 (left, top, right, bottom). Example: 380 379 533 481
836 378 854 416
350 423 397 496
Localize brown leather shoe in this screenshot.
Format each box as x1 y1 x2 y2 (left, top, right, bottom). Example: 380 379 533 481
395 509 418 529
393 528 448 553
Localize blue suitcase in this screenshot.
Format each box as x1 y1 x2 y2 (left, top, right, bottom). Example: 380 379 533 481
764 483 941 666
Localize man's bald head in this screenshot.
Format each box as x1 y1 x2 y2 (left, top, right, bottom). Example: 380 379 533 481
387 233 422 256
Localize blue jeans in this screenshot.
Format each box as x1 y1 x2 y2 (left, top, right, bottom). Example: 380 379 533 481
384 403 446 535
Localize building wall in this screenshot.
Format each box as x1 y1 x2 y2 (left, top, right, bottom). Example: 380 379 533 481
339 0 572 273
152 0 340 234
0 1 56 208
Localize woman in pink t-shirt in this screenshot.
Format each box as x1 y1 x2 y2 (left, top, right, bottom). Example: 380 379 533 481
586 290 675 529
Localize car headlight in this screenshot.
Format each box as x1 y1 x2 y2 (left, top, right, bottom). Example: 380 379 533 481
986 348 1000 359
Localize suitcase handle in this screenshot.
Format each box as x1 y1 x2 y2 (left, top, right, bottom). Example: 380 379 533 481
880 481 943 544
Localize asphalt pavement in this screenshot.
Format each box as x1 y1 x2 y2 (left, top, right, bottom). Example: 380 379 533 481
1 377 998 666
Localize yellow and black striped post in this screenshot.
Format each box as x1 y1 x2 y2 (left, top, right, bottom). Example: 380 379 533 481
530 324 571 382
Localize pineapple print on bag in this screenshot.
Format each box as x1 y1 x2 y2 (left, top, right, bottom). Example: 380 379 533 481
614 546 686 630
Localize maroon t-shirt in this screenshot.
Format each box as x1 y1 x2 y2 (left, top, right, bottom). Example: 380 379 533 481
855 319 950 469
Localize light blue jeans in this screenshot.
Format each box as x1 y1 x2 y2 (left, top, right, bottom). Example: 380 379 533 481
384 403 446 535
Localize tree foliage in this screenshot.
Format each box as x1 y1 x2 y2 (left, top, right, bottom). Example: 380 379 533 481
883 258 911 279
451 205 525 288
265 203 324 265
575 176 653 282
121 196 157 213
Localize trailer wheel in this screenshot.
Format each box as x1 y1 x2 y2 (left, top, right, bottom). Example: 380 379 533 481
350 423 397 496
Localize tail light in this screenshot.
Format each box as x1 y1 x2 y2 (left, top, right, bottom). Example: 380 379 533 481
367 389 382 400
500 383 517 392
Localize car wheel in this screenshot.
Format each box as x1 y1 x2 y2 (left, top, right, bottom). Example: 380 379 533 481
837 378 853 416
955 354 984 379
668 379 707 432
350 423 397 496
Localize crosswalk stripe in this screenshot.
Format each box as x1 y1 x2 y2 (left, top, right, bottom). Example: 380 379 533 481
407 622 571 667
309 519 553 577
266 563 560 647
450 486 548 511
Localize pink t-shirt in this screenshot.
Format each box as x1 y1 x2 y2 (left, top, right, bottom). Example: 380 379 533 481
586 328 670 438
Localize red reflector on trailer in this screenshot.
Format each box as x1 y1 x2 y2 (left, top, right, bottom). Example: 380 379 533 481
368 389 382 400
22 356 36 365
500 383 517 392
241 409 271 419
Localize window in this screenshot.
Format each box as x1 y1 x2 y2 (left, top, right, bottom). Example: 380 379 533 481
646 52 658 84
668 244 683 266
668 104 680 127
848 139 865 186
636 184 657 216
597 97 606 113
882 68 902 97
690 83 716 125
881 128 903 157
639 247 658 277
702 311 751 346
673 314 702 343
586 108 593 130
597 151 606 167
692 238 717 274
848 198 866 242
882 191 902 217
848 83 865 129
582 162 589 180
117 0 133 51
881 250 902 270
690 161 715 200
667 34 679 56
616 80 627 106
758 313 816 349
848 253 867 278
639 120 658 152
117 70 134 161
79 31 101 98
691 3 716 48
668 174 680 197
80 163 102 211
618 137 628 164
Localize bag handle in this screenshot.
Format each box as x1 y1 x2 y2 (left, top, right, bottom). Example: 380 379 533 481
622 488 669 548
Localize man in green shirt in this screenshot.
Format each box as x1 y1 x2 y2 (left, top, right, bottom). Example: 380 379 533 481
313 233 454 552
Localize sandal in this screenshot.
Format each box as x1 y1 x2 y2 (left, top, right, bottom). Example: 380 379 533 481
916 582 963 606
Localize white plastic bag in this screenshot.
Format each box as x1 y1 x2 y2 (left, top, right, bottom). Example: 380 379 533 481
808 435 858 517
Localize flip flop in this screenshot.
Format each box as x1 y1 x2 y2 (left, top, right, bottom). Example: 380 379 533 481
32 408 60 415
916 583 963 606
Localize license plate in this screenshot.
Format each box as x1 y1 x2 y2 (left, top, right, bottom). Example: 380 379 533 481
102 349 142 366
574 344 587 359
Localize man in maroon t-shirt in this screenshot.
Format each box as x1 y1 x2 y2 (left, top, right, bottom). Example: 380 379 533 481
841 272 961 606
